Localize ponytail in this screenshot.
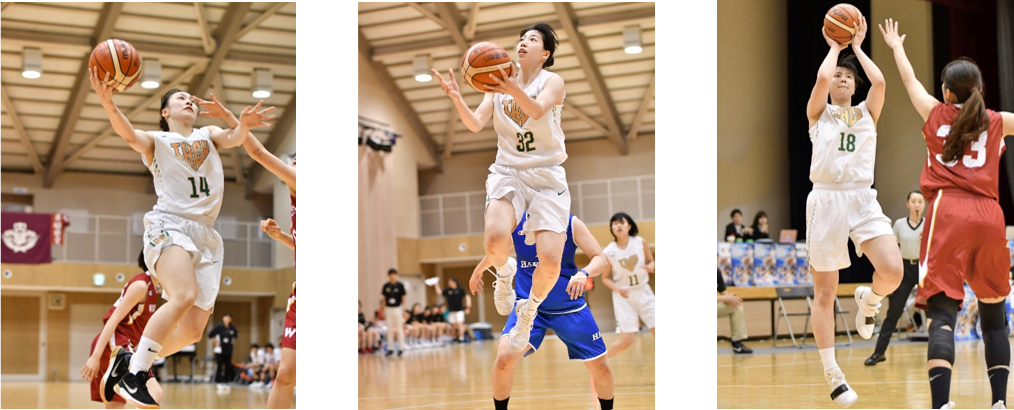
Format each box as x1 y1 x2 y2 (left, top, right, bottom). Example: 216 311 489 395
941 88 989 163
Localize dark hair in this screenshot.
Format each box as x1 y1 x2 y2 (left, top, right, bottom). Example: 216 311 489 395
250 343 259 349
730 209 742 219
836 54 865 87
608 212 639 241
159 88 186 132
137 250 147 271
752 211 768 227
387 268 398 275
907 190 924 201
448 278 459 286
520 22 559 68
940 57 989 163
222 312 232 318
265 343 274 349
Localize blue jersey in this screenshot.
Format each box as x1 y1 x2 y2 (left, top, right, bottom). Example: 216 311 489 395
512 213 584 313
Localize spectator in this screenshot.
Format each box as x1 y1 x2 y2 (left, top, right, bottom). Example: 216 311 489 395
381 268 407 356
259 343 278 387
359 300 379 354
749 211 771 241
724 209 752 242
239 344 263 385
718 269 753 354
433 278 472 343
208 312 238 386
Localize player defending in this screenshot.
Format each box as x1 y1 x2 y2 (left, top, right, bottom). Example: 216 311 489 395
805 15 903 407
600 212 655 359
881 18 1014 409
89 67 275 408
433 22 571 352
470 214 614 410
80 252 164 408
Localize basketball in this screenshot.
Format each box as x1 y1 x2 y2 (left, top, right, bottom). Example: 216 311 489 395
89 38 142 92
460 42 514 93
824 4 861 44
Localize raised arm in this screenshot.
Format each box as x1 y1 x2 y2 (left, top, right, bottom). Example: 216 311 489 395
80 281 147 381
808 28 848 127
879 18 939 121
261 219 295 250
206 101 276 150
433 68 494 133
89 67 155 161
850 15 886 122
487 68 565 121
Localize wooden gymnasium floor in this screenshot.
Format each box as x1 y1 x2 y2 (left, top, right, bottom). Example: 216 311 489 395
358 332 655 409
0 381 284 408
718 335 1014 409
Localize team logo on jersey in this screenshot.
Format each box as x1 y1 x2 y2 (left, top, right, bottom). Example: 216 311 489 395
618 255 639 271
521 260 539 269
502 95 537 127
170 139 211 172
832 107 863 128
2 222 39 253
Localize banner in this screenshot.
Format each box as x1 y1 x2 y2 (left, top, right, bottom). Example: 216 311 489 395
1 212 53 264
51 213 70 246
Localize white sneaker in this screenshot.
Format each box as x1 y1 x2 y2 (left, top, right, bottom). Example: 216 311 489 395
825 368 857 407
993 400 1007 409
508 299 537 352
854 286 881 339
493 257 517 315
939 401 955 409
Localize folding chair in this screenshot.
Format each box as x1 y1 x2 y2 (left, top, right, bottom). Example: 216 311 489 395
774 286 814 348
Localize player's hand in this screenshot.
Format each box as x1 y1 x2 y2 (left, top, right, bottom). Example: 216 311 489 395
822 27 847 50
566 273 587 300
432 68 461 99
261 219 282 239
213 346 222 355
852 13 868 49
80 356 101 381
194 93 233 121
88 67 115 103
722 293 743 308
486 66 521 96
878 18 906 50
618 288 630 299
469 268 485 295
465 307 471 315
645 264 655 274
238 101 276 130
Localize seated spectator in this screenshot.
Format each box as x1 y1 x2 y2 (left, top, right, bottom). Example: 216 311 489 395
724 209 753 242
259 344 278 387
718 269 753 354
239 344 263 385
748 211 771 241
359 300 380 353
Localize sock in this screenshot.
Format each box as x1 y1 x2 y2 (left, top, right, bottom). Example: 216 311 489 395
527 295 545 311
496 260 512 278
598 397 614 410
493 397 509 410
867 289 885 305
988 367 1009 405
130 336 162 375
929 367 952 409
819 347 838 372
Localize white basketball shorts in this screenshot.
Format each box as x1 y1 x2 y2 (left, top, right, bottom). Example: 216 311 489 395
447 310 466 324
142 210 224 311
613 284 656 333
806 184 893 271
485 163 570 244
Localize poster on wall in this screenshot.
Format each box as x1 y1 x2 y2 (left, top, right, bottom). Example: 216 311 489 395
795 243 813 285
1 212 53 264
753 243 775 286
774 243 796 285
730 243 753 287
955 285 979 341
718 242 732 285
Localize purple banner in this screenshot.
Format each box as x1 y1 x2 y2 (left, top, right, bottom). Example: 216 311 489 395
1 212 52 264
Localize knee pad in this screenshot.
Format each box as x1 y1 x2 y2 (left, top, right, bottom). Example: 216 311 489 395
978 300 1010 368
979 300 1008 332
927 294 959 364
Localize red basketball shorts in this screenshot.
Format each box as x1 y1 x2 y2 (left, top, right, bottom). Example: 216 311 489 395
281 285 296 350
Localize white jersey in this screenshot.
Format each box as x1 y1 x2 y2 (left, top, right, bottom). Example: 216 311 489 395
603 236 650 289
492 69 567 168
143 127 224 225
808 101 877 185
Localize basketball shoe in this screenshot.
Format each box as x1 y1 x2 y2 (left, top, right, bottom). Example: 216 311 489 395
825 367 857 407
939 402 955 409
508 298 537 352
993 400 1007 409
854 286 881 339
101 346 132 403
493 257 517 315
116 369 159 409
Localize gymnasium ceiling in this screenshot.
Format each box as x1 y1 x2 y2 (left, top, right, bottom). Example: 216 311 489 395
358 2 655 167
0 2 296 192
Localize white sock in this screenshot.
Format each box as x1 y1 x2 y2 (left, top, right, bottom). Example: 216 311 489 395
495 260 512 278
819 347 838 372
867 289 885 305
527 295 545 310
130 336 162 375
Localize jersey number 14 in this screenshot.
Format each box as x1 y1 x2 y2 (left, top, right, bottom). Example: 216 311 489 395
187 177 211 198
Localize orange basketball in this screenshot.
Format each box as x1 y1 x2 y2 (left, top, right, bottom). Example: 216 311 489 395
89 39 142 92
460 42 514 93
824 4 861 45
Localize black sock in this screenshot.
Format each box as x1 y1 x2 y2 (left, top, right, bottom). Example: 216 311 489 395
928 367 952 408
598 397 614 410
494 397 509 410
988 367 1009 405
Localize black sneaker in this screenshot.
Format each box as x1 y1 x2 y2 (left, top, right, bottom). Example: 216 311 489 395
115 370 159 409
397 349 403 356
864 352 886 366
731 341 753 354
101 346 132 403
385 349 394 357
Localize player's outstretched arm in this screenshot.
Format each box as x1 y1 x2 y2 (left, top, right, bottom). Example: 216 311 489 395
469 256 495 295
432 68 494 132
197 95 294 190
208 101 276 149
79 281 147 381
89 67 154 158
879 18 938 121
261 219 295 250
572 217 607 277
487 68 564 121
850 15 886 122
807 28 848 127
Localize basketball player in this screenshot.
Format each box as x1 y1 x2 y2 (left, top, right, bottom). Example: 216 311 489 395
804 15 904 407
865 190 925 366
469 213 614 410
80 252 164 408
89 68 275 409
881 18 1014 409
432 22 571 352
600 212 655 359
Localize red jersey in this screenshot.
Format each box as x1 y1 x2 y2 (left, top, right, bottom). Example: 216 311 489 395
102 272 159 346
920 104 1007 200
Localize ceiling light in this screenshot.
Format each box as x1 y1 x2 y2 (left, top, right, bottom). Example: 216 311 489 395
141 59 161 89
22 47 42 79
252 68 272 99
413 55 432 82
623 25 643 55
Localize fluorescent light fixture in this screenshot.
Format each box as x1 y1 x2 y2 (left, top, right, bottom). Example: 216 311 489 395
252 68 272 98
22 47 42 79
623 25 643 55
141 59 162 89
413 55 432 82
93 273 105 286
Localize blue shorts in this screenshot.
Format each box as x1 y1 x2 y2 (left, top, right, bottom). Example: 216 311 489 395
501 305 607 360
